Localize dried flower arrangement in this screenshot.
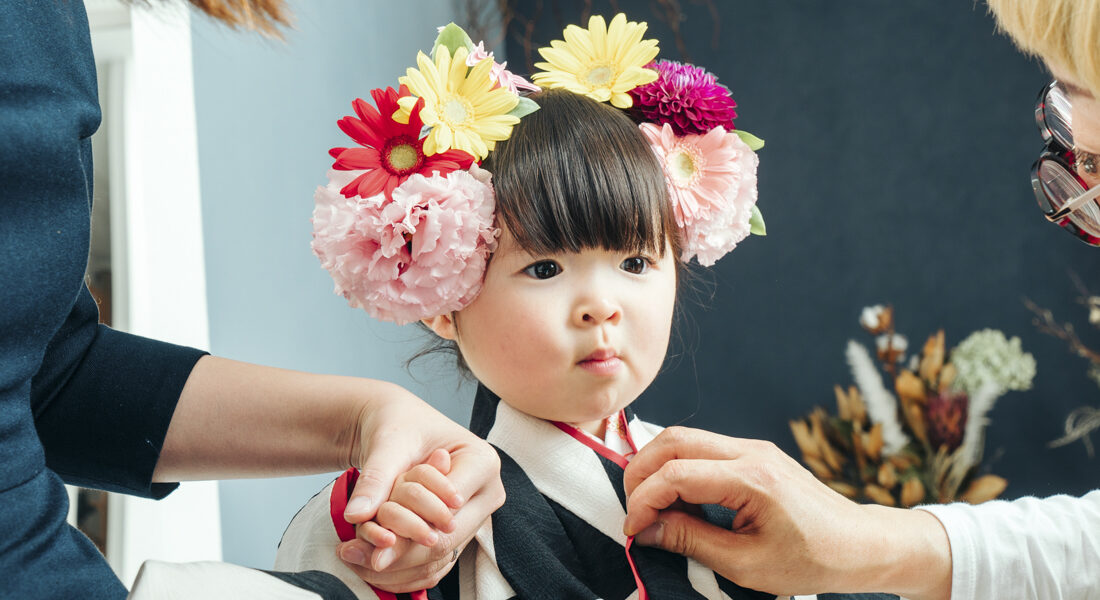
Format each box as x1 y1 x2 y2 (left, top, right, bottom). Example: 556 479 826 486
790 305 1036 507
1026 273 1100 457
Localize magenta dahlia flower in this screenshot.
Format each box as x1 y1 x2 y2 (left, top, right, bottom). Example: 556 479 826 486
629 60 738 136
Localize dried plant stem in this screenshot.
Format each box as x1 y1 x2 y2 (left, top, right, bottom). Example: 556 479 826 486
1049 405 1100 458
1024 298 1100 364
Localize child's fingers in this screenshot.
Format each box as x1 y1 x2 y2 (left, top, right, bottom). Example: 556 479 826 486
376 499 440 547
337 538 376 569
371 536 410 572
353 538 463 592
424 448 451 475
356 520 397 548
401 463 463 513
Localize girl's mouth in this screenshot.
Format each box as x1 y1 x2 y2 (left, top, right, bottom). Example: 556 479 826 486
578 349 622 375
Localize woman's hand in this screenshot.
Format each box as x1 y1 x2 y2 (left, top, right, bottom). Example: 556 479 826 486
336 382 503 591
621 427 952 600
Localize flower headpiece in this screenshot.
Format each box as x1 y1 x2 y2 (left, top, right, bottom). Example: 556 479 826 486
313 15 766 324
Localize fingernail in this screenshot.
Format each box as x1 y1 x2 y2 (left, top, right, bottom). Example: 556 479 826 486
374 547 395 571
340 546 366 565
635 522 663 547
423 531 439 546
344 497 373 519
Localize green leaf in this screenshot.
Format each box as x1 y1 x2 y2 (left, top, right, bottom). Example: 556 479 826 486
749 205 767 236
506 96 540 119
431 23 475 62
735 129 765 151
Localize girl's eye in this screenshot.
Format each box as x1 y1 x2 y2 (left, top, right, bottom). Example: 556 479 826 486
523 260 561 279
621 256 650 274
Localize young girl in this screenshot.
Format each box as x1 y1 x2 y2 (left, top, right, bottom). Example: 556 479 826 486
273 15 869 600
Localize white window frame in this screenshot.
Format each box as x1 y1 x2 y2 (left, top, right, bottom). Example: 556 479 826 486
84 0 222 586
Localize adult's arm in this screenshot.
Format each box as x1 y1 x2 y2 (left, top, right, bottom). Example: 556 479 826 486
32 285 206 499
34 286 502 583
158 355 504 586
623 427 1100 600
156 353 504 532
917 490 1100 600
621 427 952 599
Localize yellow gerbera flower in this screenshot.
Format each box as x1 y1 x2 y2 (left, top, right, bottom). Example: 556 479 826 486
395 46 520 160
531 13 659 109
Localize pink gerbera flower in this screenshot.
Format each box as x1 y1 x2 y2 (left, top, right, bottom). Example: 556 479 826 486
630 60 738 136
640 122 758 265
329 85 476 201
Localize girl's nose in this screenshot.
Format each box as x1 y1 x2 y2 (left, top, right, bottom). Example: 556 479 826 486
574 297 622 327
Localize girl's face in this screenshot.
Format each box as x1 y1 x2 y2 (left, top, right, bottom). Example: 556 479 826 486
428 226 677 436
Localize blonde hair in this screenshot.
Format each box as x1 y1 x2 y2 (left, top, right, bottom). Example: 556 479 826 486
986 0 1100 96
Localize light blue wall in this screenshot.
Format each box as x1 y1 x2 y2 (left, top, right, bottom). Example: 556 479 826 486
190 1 474 569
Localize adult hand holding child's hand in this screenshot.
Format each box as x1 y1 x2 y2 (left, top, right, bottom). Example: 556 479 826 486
335 383 504 592
622 426 953 600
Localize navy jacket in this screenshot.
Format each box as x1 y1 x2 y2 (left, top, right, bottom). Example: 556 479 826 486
1 2 206 597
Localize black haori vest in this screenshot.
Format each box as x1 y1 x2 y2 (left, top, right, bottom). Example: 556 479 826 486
462 384 777 600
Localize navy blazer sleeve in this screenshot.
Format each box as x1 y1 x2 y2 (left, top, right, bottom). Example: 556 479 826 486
32 284 207 498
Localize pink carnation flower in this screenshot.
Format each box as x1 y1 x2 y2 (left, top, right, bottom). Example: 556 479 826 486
630 60 737 136
467 41 541 95
640 122 758 266
312 166 498 324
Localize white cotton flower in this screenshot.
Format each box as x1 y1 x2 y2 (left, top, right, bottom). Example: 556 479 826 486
949 329 1036 396
846 341 910 455
876 333 908 354
860 305 887 330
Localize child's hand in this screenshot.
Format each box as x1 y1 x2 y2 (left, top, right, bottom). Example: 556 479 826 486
374 448 461 547
340 449 476 592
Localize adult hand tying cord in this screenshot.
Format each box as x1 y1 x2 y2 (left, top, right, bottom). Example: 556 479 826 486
621 427 953 600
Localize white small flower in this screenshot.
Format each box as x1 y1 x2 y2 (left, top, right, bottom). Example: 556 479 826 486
1087 297 1100 326
871 332 906 356
860 305 887 330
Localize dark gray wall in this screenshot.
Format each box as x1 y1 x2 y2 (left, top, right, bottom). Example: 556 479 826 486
507 1 1100 498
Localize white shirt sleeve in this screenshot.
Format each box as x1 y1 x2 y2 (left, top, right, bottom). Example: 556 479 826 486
916 489 1100 600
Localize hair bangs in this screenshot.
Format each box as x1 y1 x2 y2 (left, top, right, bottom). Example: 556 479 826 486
482 89 679 258
987 0 1100 97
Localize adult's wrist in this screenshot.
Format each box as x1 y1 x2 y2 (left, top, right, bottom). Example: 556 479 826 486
851 504 952 600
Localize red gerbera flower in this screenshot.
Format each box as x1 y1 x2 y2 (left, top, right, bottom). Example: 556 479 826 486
328 85 476 200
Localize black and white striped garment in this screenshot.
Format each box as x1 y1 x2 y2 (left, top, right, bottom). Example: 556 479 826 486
271 384 898 600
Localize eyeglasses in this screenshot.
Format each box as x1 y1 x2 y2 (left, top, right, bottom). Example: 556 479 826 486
1032 81 1100 246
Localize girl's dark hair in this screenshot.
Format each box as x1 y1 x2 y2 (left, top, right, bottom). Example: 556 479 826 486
483 88 680 258
411 89 682 375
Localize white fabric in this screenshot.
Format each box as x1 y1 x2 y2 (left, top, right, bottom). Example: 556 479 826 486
917 489 1100 600
272 481 381 597
128 560 322 599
